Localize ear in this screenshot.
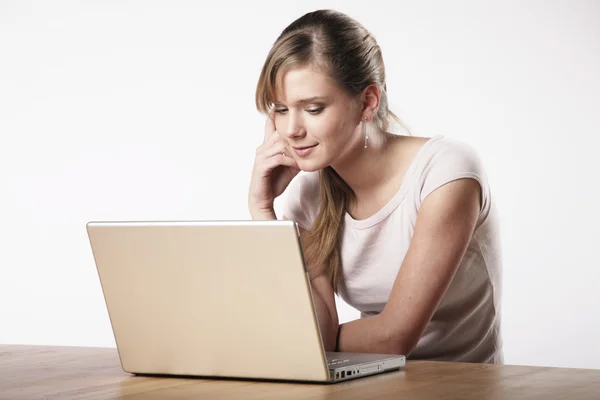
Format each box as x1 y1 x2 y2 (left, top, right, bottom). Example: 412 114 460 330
361 84 381 121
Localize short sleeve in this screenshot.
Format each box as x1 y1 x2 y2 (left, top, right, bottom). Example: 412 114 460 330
275 171 321 231
418 138 490 216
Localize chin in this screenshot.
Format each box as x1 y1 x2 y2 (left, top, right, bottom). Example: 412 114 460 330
296 160 326 173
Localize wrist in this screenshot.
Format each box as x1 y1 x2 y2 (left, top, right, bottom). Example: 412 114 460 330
249 206 277 220
334 324 342 352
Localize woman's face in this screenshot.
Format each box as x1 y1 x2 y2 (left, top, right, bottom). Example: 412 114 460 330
273 65 363 172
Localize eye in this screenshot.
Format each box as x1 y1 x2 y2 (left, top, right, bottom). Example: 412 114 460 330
306 107 324 115
275 108 288 115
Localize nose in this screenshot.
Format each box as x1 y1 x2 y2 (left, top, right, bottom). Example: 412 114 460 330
282 111 306 139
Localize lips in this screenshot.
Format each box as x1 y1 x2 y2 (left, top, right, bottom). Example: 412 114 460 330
292 144 317 150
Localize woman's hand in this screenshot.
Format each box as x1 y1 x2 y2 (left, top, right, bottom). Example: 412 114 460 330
248 107 301 218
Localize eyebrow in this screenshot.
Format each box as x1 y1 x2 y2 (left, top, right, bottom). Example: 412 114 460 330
274 96 328 106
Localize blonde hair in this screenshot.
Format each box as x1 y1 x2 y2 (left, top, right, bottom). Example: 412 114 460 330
255 9 411 292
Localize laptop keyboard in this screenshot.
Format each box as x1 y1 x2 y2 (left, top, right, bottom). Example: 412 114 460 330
327 358 350 366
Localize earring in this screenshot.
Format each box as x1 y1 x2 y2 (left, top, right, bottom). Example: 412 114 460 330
363 117 369 149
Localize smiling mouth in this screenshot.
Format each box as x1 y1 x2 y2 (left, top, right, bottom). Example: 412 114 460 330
292 144 318 157
292 144 318 150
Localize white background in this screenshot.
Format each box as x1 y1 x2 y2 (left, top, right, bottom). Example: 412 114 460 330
1 0 599 369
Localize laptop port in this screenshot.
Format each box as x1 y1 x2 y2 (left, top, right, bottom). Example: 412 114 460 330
336 372 339 379
347 371 352 376
341 371 346 378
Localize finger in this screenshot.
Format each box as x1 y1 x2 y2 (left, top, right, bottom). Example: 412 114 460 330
264 142 288 158
267 129 283 145
283 155 301 172
264 105 277 140
264 152 300 170
271 149 301 171
261 131 285 152
256 139 284 158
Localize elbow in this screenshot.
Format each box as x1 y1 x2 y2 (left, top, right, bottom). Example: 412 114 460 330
378 315 419 356
386 341 414 356
380 337 414 356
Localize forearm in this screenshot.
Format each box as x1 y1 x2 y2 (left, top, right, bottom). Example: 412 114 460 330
311 286 338 351
336 313 408 355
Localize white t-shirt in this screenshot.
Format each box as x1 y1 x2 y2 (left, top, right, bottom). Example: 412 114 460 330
278 135 503 363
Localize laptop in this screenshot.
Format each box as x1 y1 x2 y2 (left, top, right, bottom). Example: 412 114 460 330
86 220 405 383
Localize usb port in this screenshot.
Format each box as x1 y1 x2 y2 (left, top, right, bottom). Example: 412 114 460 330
347 371 352 376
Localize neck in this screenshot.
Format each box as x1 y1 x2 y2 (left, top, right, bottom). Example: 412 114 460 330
330 129 399 199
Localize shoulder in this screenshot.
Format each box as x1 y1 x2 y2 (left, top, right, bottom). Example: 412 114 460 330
418 135 485 173
413 135 490 213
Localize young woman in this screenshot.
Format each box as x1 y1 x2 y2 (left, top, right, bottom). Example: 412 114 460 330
248 9 502 363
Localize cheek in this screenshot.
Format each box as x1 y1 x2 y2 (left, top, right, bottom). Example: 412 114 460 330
312 113 348 140
332 115 355 141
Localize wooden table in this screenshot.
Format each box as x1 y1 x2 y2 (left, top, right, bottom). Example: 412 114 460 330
1 345 599 399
